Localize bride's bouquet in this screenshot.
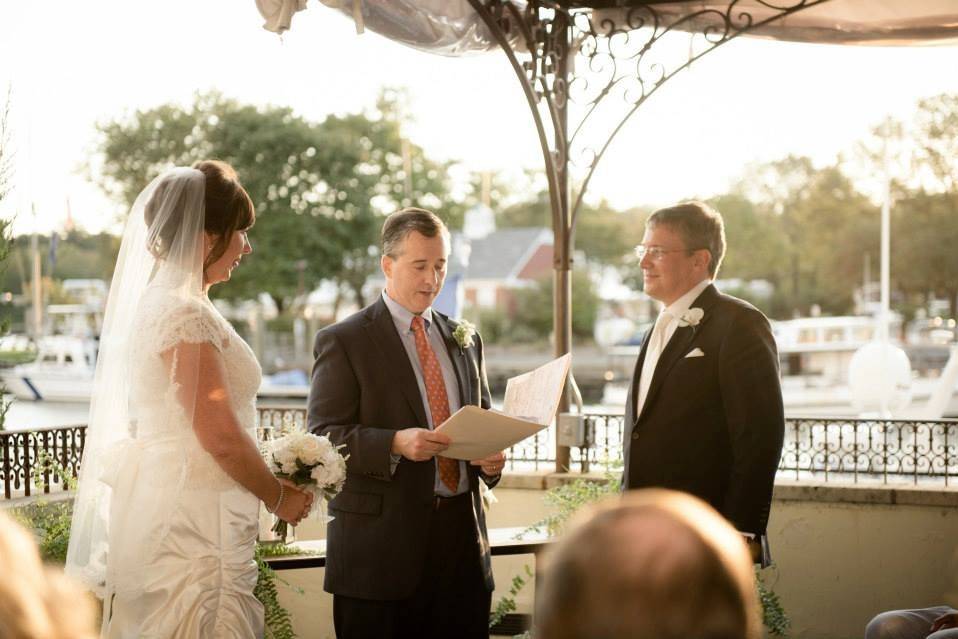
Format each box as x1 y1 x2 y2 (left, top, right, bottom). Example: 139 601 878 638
266 431 348 542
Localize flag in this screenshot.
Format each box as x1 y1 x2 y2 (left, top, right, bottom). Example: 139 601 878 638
48 232 59 273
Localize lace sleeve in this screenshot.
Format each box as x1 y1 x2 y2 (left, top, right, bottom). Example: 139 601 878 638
150 300 228 355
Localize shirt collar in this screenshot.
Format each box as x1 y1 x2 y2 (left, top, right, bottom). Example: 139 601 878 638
382 290 433 332
663 278 711 320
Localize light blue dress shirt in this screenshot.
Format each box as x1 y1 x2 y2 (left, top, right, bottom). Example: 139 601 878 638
382 291 469 496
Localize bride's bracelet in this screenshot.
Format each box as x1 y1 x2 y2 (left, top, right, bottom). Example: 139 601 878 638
267 480 285 514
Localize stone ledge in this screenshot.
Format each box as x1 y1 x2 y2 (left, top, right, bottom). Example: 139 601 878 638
498 472 958 508
772 480 958 507
497 471 613 490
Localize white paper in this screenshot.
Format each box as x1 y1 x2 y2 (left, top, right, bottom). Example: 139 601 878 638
437 354 572 460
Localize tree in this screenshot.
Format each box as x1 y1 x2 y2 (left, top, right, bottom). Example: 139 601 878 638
0 90 14 429
729 157 879 317
512 269 601 341
913 93 958 193
315 91 456 308
893 191 958 317
94 90 454 311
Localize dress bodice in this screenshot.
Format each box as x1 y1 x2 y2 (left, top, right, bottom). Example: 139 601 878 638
129 288 262 489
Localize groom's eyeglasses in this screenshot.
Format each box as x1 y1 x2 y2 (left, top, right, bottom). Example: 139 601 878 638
635 245 699 261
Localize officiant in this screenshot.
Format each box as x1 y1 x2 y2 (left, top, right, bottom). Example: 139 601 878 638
307 207 506 639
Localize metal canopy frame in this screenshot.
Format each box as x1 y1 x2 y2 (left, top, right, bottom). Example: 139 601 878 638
464 0 832 471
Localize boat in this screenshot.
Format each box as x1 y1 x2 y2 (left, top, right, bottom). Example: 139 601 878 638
0 335 97 401
600 315 958 418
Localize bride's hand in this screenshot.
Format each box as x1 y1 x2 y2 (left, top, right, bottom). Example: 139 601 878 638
279 478 315 513
275 483 313 525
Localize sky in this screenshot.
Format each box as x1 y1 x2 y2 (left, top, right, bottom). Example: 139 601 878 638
2 1 958 237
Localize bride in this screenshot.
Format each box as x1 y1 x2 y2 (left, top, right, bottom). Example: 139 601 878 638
66 161 312 638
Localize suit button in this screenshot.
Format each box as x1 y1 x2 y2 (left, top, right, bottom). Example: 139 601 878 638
631 432 639 440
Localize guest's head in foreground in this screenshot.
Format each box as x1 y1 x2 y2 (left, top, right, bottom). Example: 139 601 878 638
0 511 97 639
381 207 451 314
639 200 726 305
536 488 760 639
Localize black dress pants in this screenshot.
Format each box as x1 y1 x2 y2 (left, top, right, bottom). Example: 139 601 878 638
333 492 492 639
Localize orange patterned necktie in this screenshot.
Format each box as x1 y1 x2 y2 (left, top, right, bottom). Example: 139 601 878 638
411 315 460 491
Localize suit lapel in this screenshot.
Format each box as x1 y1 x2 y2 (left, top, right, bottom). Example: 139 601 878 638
628 328 653 425
637 284 722 422
363 299 429 427
433 313 471 408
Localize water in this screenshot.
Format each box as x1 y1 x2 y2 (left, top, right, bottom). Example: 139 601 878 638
1 395 623 433
2 396 90 431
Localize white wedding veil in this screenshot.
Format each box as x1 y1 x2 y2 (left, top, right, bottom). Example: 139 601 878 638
66 167 208 595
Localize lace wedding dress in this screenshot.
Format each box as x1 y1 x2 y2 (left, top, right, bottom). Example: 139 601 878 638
101 290 264 638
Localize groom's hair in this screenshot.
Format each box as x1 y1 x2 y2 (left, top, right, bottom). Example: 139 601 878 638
647 201 726 277
382 207 449 258
536 489 760 639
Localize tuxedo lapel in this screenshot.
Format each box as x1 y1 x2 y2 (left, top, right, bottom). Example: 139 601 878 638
363 299 429 427
637 284 722 422
629 329 653 425
433 313 471 407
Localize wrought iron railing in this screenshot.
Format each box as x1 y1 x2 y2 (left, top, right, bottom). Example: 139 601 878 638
0 425 86 500
3 410 957 500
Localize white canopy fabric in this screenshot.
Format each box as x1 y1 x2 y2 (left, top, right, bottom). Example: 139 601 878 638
257 0 958 51
593 0 958 47
256 0 524 54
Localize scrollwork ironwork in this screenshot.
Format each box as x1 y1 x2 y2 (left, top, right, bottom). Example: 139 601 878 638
3 413 955 499
468 0 834 238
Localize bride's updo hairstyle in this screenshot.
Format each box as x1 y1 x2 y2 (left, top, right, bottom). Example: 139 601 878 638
193 160 255 272
143 161 254 271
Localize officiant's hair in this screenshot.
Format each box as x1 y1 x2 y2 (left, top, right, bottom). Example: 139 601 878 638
536 489 760 639
382 207 450 258
0 512 97 639
647 201 726 277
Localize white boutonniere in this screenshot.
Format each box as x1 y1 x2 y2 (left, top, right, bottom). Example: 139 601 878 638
452 319 476 350
677 307 704 328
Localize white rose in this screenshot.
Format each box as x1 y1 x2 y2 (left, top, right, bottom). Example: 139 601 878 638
296 436 323 465
310 464 332 486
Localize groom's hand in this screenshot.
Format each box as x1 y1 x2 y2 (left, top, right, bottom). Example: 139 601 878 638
391 428 450 462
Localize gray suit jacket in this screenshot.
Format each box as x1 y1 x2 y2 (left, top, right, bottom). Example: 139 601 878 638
307 297 497 600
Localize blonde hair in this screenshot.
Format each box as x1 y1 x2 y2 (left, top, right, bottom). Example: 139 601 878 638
536 489 761 639
0 511 97 639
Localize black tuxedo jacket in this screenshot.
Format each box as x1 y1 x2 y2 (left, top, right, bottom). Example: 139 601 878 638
623 284 784 536
307 297 497 600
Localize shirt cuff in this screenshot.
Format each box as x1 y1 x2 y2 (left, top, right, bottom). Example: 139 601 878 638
389 453 401 476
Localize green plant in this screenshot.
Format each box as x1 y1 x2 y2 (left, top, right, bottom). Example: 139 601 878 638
489 564 533 629
254 543 310 639
757 567 791 637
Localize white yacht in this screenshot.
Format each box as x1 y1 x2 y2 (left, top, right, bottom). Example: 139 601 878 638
0 335 97 401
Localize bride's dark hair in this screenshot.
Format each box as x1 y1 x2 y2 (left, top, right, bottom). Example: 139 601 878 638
192 160 255 271
143 161 254 267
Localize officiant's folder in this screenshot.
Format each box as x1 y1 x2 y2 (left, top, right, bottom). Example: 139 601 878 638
436 353 572 460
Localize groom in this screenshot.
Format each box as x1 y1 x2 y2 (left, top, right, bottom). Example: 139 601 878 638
308 207 505 639
623 201 784 566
